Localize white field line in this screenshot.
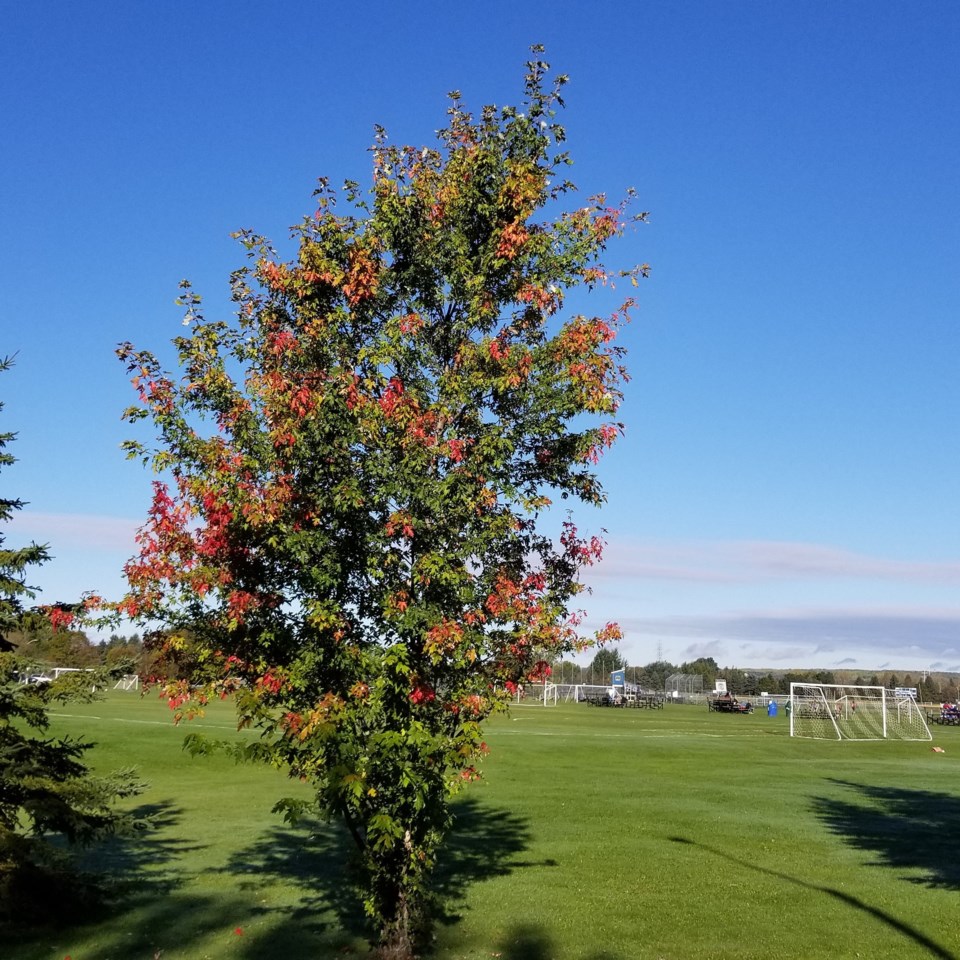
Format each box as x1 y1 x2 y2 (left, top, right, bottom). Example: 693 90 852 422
50 712 239 731
50 711 775 740
491 728 773 739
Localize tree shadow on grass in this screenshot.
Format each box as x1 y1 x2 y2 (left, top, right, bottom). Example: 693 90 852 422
82 799 207 898
214 812 364 945
13 887 290 960
667 835 956 960
5 798 363 960
213 795 546 955
493 923 623 960
3 800 198 924
433 796 556 928
2 800 214 956
811 779 960 889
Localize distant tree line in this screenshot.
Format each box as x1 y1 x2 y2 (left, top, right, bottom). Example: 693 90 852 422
550 648 959 703
11 622 959 706
5 613 154 676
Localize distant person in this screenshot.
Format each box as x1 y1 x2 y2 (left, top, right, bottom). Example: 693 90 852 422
767 700 778 718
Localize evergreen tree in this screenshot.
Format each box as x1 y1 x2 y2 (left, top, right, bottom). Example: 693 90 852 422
0 358 48 654
0 357 144 920
638 660 677 691
589 647 627 678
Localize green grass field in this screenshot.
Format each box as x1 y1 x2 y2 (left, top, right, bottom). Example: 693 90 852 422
9 693 960 960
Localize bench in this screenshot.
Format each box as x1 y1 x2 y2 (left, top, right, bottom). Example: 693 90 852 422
633 694 665 709
584 695 622 707
708 698 754 714
619 694 665 709
708 698 737 712
927 710 960 726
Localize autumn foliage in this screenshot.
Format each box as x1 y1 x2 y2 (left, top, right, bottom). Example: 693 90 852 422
113 49 645 957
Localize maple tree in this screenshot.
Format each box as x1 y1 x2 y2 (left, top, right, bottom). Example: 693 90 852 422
113 49 645 957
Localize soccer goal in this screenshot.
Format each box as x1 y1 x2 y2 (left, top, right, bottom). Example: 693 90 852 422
789 683 931 740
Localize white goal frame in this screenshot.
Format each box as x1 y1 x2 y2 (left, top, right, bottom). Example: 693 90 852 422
789 682 931 741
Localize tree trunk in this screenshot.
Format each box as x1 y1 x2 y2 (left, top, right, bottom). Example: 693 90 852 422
375 891 415 960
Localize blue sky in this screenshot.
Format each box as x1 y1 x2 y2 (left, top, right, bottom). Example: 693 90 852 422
3 1 958 672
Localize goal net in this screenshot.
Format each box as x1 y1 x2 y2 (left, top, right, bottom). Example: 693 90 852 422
789 683 931 741
507 681 558 706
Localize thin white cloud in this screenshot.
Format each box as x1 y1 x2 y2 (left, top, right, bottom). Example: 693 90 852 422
734 645 816 665
605 607 960 670
680 640 726 661
8 512 139 551
592 538 960 585
737 541 960 583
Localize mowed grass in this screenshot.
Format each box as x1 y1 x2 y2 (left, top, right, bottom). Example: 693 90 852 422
9 693 960 960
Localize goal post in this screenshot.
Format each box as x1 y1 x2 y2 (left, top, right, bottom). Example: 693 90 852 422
790 683 841 740
789 682 931 741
